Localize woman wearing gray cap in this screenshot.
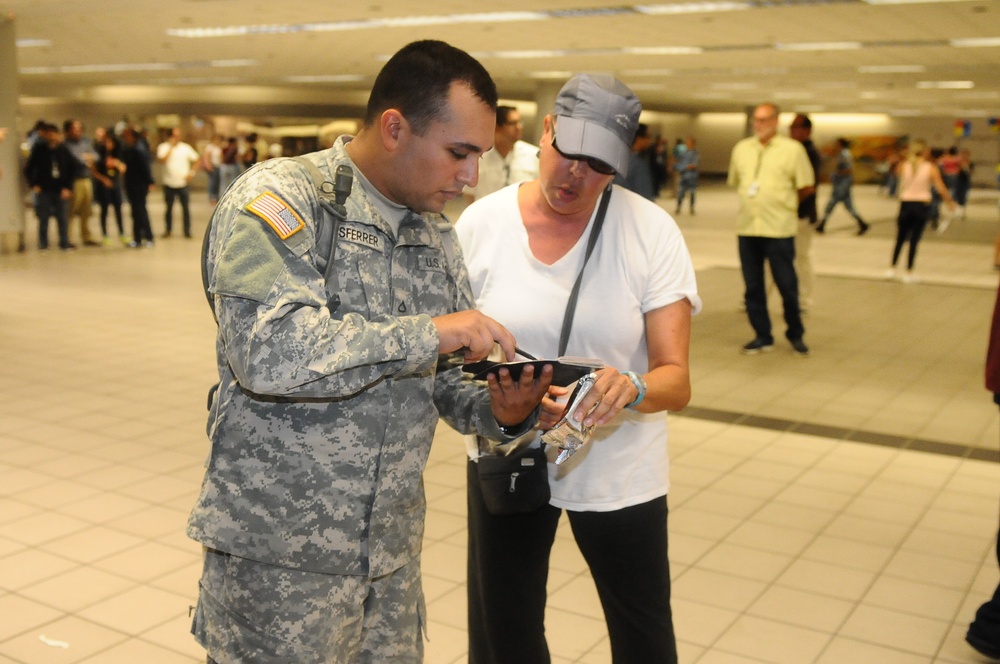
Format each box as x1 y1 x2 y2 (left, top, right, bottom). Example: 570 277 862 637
457 73 700 664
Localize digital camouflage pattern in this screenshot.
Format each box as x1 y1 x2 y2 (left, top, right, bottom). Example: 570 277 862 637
187 137 510 577
193 549 425 663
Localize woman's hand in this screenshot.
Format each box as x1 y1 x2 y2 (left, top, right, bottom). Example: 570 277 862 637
537 385 570 431
570 367 640 428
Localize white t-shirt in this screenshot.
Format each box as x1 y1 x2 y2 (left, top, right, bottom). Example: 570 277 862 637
456 183 701 511
203 142 223 169
156 141 200 188
464 140 540 201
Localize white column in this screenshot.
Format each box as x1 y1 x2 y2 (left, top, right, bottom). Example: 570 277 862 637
0 13 25 251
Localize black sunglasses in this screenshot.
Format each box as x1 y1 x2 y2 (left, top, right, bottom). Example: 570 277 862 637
550 136 616 176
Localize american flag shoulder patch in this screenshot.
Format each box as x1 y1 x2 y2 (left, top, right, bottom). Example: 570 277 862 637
245 191 305 240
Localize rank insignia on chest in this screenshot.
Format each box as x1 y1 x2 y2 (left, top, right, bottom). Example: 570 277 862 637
246 191 305 239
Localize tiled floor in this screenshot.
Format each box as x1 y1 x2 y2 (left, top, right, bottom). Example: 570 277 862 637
1 182 999 663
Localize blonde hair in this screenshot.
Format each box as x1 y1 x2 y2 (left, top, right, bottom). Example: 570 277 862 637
906 139 927 170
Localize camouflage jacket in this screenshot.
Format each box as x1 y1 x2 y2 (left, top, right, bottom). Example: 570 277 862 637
188 138 509 576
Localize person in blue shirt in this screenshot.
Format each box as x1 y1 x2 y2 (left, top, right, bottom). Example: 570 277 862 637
816 137 869 235
674 136 699 214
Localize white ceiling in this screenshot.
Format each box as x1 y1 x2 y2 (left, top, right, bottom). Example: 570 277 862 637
4 0 1000 118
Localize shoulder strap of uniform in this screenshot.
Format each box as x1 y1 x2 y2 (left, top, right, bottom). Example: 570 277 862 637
202 156 354 321
292 156 353 313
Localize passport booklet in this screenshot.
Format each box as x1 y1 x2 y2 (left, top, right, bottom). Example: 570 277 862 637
462 356 603 387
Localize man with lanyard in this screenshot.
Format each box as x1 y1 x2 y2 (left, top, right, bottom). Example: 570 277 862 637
728 102 815 356
188 40 551 663
463 105 539 202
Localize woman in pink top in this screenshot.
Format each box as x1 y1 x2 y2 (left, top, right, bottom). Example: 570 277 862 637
887 139 956 283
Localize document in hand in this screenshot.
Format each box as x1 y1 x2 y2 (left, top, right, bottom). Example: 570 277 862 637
462 356 603 387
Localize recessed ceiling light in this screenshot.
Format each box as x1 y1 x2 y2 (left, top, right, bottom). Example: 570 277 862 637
950 37 1000 48
621 69 675 76
864 0 971 4
775 42 862 51
21 63 179 74
811 81 858 89
732 67 789 76
625 46 703 55
916 80 974 89
209 60 257 68
285 75 365 83
635 2 751 14
858 65 926 74
474 50 571 59
528 71 575 80
168 11 549 38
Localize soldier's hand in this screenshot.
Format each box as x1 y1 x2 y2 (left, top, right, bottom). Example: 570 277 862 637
432 310 516 363
487 363 554 428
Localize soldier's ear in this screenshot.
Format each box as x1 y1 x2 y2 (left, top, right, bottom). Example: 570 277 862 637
380 110 404 151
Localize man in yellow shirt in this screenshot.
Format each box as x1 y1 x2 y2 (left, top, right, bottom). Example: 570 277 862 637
728 103 815 356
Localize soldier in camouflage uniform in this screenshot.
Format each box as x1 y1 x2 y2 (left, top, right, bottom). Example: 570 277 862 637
187 40 553 664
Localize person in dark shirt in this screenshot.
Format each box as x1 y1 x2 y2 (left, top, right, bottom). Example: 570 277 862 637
23 123 75 250
93 131 129 245
789 114 822 311
120 126 156 248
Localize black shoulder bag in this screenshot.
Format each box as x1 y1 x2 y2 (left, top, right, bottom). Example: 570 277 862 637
476 187 612 515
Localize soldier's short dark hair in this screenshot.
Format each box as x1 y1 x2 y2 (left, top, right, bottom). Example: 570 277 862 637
364 40 498 136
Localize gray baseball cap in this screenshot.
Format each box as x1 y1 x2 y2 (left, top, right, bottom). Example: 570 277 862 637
552 73 642 178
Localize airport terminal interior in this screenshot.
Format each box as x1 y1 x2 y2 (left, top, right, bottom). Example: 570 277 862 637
1 179 999 663
2 1 1000 661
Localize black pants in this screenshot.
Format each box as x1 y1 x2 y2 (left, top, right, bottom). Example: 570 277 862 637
163 184 192 235
467 460 677 664
98 186 125 236
967 401 1000 652
892 201 930 270
739 235 804 343
126 187 153 243
34 190 70 249
970 531 1000 649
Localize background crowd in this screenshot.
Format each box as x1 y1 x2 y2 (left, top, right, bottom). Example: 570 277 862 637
15 120 291 252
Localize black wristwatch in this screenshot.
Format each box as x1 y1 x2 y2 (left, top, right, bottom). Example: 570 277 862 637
498 419 532 438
